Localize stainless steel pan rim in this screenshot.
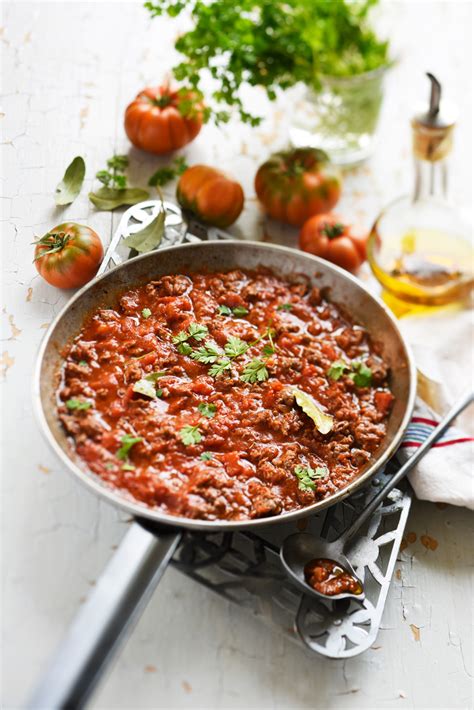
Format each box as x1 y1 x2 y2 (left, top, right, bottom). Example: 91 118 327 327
33 240 417 532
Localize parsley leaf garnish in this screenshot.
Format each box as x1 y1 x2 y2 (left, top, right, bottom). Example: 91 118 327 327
173 323 209 353
277 303 293 312
262 343 275 357
148 156 188 187
198 402 217 419
217 304 249 317
78 360 88 366
350 360 373 387
209 359 232 378
179 425 202 446
178 342 193 355
232 306 249 317
187 323 209 341
240 358 269 383
172 330 190 345
294 464 329 492
200 451 213 461
122 463 136 472
66 398 92 411
224 336 249 359
117 435 143 460
141 307 152 319
327 359 350 381
327 358 372 387
191 341 224 364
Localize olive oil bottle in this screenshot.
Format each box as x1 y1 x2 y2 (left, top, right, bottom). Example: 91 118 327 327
367 73 473 316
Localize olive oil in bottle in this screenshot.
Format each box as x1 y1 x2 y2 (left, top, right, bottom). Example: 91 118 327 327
367 74 473 316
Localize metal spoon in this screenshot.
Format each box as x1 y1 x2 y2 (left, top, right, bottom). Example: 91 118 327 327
281 390 474 603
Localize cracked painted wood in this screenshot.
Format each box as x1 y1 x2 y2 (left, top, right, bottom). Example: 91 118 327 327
1 1 472 708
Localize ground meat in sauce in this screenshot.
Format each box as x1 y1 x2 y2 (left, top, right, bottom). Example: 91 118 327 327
57 269 394 521
304 558 363 596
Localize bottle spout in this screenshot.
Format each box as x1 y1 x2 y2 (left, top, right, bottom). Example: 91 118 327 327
427 73 441 119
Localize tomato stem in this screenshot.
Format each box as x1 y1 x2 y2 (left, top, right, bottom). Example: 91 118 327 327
322 223 345 239
33 231 71 261
151 93 173 109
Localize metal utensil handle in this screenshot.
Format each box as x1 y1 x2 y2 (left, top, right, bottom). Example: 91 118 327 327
343 390 474 544
28 522 181 710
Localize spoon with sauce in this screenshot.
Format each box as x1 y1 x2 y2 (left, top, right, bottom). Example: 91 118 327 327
281 390 474 603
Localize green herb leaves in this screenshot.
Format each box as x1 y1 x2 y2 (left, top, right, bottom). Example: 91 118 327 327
122 210 165 253
173 323 210 354
277 303 293 312
89 155 149 211
191 341 224 364
148 156 188 187
208 359 232 378
240 358 269 384
294 464 329 492
327 359 350 381
350 360 373 387
327 358 373 387
179 425 202 446
66 398 92 411
217 305 249 317
146 0 390 125
200 451 213 461
292 388 334 435
224 336 249 359
117 434 143 460
142 308 152 319
198 402 217 418
55 156 86 206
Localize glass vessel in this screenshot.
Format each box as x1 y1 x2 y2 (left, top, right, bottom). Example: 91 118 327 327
288 66 387 166
367 74 473 315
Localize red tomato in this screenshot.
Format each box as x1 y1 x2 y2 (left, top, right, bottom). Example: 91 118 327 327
255 148 342 226
34 223 103 289
124 85 203 154
177 165 244 228
299 213 368 273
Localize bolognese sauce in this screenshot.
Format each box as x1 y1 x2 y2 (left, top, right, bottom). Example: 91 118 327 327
57 269 394 521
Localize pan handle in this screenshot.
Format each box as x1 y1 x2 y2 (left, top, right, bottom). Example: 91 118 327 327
27 521 182 710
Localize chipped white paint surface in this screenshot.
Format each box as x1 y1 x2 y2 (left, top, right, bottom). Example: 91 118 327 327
1 1 472 708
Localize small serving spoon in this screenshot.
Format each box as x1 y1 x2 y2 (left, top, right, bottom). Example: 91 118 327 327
281 390 474 603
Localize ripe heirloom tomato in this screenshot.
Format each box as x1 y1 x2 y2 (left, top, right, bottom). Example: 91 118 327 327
124 85 203 154
177 165 244 228
299 213 368 273
34 223 103 289
255 148 342 226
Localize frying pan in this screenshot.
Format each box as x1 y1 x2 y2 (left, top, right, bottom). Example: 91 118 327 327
30 239 416 708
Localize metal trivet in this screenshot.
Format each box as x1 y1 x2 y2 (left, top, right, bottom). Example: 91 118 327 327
104 200 413 659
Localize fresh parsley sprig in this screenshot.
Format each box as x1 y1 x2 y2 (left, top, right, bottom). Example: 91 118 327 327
179 424 202 446
117 434 143 464
217 305 249 317
190 341 224 364
294 464 329 492
327 358 373 387
198 402 217 418
148 156 188 187
66 398 92 411
240 358 269 384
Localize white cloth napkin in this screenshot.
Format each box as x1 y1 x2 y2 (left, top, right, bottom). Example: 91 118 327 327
396 309 474 509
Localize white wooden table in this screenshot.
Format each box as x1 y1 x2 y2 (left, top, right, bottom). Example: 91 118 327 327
1 2 472 708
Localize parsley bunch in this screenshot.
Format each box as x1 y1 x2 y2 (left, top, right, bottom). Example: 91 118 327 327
145 0 389 125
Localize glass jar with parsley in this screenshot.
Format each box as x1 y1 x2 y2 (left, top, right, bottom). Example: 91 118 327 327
289 65 388 166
